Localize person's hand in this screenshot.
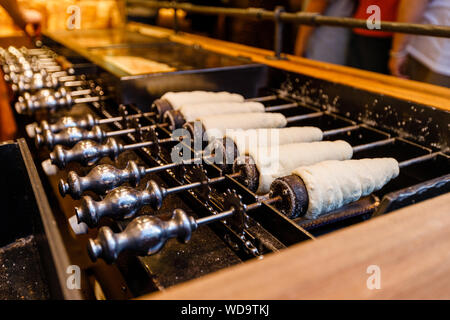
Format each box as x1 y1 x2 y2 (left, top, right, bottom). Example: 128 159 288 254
21 9 42 37
389 53 409 79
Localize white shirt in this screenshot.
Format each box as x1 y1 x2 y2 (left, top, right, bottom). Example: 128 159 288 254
306 0 355 65
406 0 450 76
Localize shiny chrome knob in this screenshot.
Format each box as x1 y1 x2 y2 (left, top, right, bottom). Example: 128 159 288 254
35 114 96 135
75 180 165 227
36 126 104 149
15 92 72 114
13 73 59 94
87 209 197 263
49 138 123 168
59 161 146 199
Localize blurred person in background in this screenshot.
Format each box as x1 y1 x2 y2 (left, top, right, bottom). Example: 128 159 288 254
0 0 42 38
347 0 400 74
295 0 356 65
189 0 224 37
389 0 450 88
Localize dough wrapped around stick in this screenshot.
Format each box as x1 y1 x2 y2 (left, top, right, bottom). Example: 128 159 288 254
246 140 353 194
226 127 324 156
179 101 265 122
292 158 400 219
200 112 288 141
161 91 244 110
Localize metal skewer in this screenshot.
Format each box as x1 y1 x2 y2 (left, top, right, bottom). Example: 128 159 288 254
74 169 242 228
86 192 279 263
85 150 442 262
35 121 168 149
28 111 157 137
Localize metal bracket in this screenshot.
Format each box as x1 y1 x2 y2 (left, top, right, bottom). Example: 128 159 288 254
266 6 287 61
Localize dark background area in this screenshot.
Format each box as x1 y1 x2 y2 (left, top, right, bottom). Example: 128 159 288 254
127 0 304 54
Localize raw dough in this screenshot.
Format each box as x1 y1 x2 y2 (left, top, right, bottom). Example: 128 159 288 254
247 140 353 194
179 101 265 122
162 91 244 110
226 127 323 155
200 112 287 141
292 158 400 219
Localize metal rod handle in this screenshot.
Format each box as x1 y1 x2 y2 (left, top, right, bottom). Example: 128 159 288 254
73 96 102 104
196 209 234 227
322 125 360 137
352 138 396 153
399 152 440 169
122 137 174 151
286 112 324 123
245 95 277 102
97 112 156 125
265 102 298 112
70 89 92 97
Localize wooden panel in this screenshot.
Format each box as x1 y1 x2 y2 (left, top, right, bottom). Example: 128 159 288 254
129 23 450 111
141 193 450 300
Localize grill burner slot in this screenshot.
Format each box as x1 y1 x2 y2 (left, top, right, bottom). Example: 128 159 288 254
286 112 355 130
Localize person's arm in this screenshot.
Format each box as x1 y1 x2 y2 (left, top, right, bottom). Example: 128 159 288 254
294 0 329 57
0 0 42 37
389 0 430 77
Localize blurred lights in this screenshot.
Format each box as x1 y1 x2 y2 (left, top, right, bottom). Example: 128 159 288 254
159 8 187 19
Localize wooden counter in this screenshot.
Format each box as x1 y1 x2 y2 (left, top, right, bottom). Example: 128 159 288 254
141 193 450 300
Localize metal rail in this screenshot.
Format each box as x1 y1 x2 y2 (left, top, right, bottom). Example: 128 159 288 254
128 1 450 38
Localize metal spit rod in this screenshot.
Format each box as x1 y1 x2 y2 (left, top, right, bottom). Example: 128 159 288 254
104 122 169 138
196 196 281 227
399 152 440 169
97 112 156 125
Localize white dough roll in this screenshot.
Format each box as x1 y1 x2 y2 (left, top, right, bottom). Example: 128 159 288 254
246 140 353 194
179 101 265 122
199 112 288 141
161 91 244 110
292 158 400 219
226 127 324 156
